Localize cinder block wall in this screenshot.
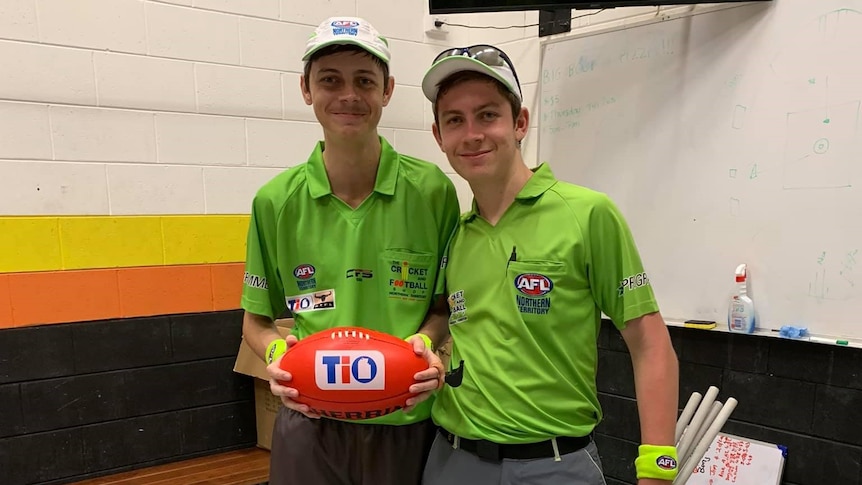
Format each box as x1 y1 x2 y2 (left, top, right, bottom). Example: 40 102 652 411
596 320 862 485
0 311 254 485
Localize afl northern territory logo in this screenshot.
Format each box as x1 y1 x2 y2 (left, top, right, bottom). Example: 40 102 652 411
294 264 317 291
514 273 553 296
514 273 552 316
331 20 360 27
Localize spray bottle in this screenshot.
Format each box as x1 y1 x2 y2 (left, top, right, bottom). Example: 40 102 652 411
728 263 756 333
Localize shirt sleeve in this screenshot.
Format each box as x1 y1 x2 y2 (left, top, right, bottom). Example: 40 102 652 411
586 194 659 329
433 178 461 297
240 193 286 320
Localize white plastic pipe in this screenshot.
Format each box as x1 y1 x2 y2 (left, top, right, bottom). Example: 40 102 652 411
674 397 738 485
675 392 703 444
681 401 723 472
691 402 723 453
676 386 719 461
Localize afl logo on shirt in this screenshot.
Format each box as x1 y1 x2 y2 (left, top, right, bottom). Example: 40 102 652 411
514 273 553 296
514 274 552 316
294 264 317 291
294 264 315 279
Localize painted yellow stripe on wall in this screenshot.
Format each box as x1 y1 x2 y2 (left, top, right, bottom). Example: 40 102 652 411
0 215 250 273
0 218 63 273
60 216 165 270
162 215 249 265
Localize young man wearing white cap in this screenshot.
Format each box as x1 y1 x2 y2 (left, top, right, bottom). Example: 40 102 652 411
240 17 460 485
420 45 680 485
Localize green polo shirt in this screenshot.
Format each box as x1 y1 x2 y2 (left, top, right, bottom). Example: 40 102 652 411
242 136 460 426
434 163 659 442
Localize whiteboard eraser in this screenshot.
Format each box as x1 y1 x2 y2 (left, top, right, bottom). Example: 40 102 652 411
684 320 716 329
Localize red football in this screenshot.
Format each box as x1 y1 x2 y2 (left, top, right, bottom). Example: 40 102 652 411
277 326 427 420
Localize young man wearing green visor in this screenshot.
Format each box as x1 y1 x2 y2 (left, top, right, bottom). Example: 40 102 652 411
420 45 680 485
240 17 460 485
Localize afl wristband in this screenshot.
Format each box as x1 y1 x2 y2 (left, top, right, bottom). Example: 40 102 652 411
406 333 434 351
635 444 679 481
265 339 287 365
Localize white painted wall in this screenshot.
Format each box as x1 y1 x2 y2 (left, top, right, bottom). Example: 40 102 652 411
0 0 664 215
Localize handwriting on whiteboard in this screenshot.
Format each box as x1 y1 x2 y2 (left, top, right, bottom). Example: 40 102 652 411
541 96 619 134
694 435 753 483
542 33 680 85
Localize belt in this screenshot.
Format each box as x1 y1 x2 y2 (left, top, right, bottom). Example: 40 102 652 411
438 427 591 462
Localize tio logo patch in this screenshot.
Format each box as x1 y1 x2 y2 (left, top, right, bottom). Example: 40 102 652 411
285 289 336 313
514 273 554 296
315 351 385 390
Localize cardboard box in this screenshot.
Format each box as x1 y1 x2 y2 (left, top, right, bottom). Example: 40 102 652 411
233 318 294 451
233 321 454 451
437 335 453 370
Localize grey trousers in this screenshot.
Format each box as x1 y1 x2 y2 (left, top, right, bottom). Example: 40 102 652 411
269 408 435 485
422 433 608 485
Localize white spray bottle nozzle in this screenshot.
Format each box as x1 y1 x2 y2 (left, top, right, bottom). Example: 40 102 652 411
735 264 747 282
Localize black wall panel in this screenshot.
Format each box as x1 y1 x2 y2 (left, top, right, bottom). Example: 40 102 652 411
0 325 75 384
71 317 173 374
0 310 256 485
0 383 24 438
596 320 862 485
81 412 182 471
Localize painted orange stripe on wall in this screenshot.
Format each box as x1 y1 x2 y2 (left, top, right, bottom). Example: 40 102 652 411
118 265 214 318
10 269 121 327
212 263 246 311
0 275 12 327
0 263 245 329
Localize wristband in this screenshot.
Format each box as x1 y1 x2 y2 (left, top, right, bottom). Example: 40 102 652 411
406 333 434 351
634 444 678 481
265 339 287 365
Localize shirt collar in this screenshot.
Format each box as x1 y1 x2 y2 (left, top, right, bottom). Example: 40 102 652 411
516 163 557 199
306 136 399 199
463 163 557 223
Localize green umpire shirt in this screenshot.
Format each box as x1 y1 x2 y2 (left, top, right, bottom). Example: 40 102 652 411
434 163 660 442
242 136 460 426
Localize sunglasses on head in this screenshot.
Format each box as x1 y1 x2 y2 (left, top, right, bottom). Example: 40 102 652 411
433 44 522 94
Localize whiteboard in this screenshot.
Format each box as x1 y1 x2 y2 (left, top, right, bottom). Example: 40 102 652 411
688 433 786 485
539 0 862 340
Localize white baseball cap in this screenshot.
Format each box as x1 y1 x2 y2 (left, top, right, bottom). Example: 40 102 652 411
422 45 522 103
302 17 390 64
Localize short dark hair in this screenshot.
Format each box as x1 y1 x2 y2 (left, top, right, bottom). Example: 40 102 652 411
302 44 390 93
432 70 521 126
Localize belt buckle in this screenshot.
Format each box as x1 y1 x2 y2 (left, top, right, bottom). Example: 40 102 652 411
475 440 501 462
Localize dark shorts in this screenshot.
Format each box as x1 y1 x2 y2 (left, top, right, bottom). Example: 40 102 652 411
269 407 436 485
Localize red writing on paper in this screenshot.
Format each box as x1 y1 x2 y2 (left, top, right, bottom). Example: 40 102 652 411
693 435 754 484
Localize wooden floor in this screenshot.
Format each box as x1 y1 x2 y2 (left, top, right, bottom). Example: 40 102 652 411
70 448 270 485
